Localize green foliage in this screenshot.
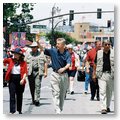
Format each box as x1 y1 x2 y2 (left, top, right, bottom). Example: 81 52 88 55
3 3 20 26
46 31 77 46
3 3 35 42
26 33 36 42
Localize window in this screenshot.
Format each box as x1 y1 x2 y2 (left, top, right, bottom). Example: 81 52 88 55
96 37 101 41
103 37 108 41
110 37 114 47
84 35 86 38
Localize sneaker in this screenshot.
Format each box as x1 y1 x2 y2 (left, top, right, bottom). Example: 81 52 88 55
56 110 61 114
9 112 15 114
107 108 111 112
70 91 74 95
35 101 40 106
90 97 94 101
64 94 66 99
101 109 107 114
97 97 100 101
19 112 22 114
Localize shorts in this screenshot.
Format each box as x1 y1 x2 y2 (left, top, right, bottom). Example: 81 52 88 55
68 70 77 77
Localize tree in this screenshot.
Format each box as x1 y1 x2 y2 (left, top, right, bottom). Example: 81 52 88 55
46 31 78 46
3 3 20 47
3 3 35 42
3 3 20 27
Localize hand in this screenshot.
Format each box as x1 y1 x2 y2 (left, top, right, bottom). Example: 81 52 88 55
44 73 47 78
81 68 84 72
36 39 39 43
36 34 40 42
77 66 80 71
92 74 96 82
58 67 65 74
93 77 96 82
20 79 24 85
69 67 72 70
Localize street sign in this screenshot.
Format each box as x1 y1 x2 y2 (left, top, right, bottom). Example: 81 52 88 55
33 25 46 29
30 24 47 34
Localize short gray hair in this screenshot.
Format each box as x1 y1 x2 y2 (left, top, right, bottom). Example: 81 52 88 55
103 39 111 44
56 38 66 45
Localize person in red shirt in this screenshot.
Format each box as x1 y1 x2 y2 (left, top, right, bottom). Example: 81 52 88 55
67 44 80 94
84 40 101 100
3 47 27 114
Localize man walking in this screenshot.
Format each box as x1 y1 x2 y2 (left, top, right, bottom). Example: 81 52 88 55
37 38 71 114
24 42 47 106
93 40 114 114
83 40 101 100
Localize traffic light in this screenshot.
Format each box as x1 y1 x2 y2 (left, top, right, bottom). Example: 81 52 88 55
107 20 111 28
69 21 72 26
69 10 74 21
63 19 66 25
97 8 102 19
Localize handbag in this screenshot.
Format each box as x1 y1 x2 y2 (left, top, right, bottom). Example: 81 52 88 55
77 70 85 82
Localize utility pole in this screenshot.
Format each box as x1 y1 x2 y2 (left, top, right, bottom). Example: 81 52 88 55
51 5 55 45
51 4 61 46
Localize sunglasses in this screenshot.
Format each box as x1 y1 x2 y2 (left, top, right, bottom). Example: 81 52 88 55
104 43 110 46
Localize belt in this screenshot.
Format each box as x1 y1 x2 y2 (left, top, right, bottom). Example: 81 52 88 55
53 70 58 73
53 70 67 74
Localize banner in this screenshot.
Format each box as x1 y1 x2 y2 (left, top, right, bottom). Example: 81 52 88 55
12 32 26 47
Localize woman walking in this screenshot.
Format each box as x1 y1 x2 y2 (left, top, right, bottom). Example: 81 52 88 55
3 47 27 114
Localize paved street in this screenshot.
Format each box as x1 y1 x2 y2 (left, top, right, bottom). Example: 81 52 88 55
3 68 114 115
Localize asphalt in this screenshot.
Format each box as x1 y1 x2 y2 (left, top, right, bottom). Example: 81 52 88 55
3 68 114 115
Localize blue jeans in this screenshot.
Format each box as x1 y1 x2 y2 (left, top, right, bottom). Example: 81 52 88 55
85 72 90 91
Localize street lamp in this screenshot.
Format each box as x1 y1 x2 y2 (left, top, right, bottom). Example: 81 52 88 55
51 6 54 45
53 18 68 30
51 4 61 46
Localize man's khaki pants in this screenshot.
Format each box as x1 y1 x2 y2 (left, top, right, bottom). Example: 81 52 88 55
98 72 114 110
50 72 68 113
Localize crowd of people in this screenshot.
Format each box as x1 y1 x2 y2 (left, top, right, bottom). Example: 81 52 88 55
3 37 114 114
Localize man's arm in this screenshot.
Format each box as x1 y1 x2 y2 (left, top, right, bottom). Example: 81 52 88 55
58 52 71 74
92 54 97 81
44 62 48 78
36 39 51 57
93 63 96 78
36 39 44 51
57 63 71 74
82 52 88 72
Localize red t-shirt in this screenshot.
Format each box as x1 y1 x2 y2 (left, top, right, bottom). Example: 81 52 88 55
70 52 77 70
85 48 97 66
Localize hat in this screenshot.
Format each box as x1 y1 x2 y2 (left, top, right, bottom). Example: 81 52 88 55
29 42 38 47
67 44 73 49
87 46 92 50
11 48 24 56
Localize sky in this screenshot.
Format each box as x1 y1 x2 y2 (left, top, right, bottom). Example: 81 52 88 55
17 3 114 28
